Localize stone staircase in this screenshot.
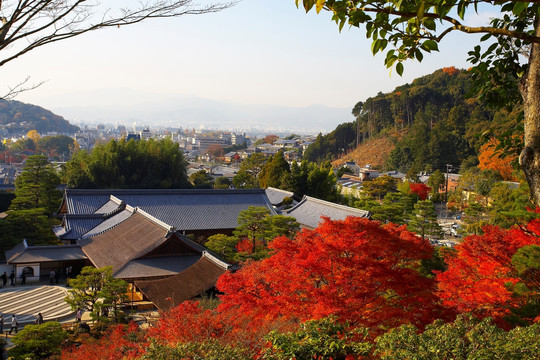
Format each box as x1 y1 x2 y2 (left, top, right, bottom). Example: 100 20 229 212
0 285 74 327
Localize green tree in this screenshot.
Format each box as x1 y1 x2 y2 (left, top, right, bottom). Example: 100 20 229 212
63 138 191 189
9 155 61 216
361 175 396 200
463 202 488 235
2 208 59 247
510 245 540 324
204 234 238 261
375 315 540 360
190 170 214 189
263 316 373 360
36 135 77 160
65 266 128 322
232 153 267 189
205 207 299 263
214 176 232 189
371 192 415 224
8 322 67 360
305 161 339 202
488 181 535 228
298 0 540 207
258 151 290 189
280 160 339 202
408 200 443 240
427 169 445 199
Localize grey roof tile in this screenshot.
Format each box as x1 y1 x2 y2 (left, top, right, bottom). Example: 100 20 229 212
265 187 295 205
114 255 201 279
7 245 87 264
283 196 371 229
62 189 275 231
82 209 133 238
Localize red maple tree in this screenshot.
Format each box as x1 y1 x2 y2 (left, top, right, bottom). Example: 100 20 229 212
62 323 144 359
436 218 540 322
217 217 446 332
409 182 431 200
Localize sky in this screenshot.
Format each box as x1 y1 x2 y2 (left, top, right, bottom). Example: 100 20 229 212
1 0 493 121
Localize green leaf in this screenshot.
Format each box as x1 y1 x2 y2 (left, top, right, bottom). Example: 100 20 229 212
424 18 436 31
338 19 345 32
303 0 315 13
396 62 404 76
372 39 381 54
457 2 466 19
415 49 424 62
513 1 529 16
417 2 425 19
422 40 439 52
480 34 492 42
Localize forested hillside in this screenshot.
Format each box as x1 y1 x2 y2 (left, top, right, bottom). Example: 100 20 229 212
306 67 521 172
0 99 79 134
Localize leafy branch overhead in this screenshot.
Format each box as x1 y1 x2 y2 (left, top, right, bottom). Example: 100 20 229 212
297 0 539 75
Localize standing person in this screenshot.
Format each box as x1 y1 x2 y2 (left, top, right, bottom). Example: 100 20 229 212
9 271 15 286
1 272 7 288
75 308 82 323
21 272 26 286
49 269 55 285
35 313 43 325
0 314 4 334
9 314 18 334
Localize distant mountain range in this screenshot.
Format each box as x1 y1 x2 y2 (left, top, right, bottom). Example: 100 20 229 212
35 88 353 134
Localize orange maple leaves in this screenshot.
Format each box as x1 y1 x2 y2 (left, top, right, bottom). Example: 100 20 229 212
478 138 517 181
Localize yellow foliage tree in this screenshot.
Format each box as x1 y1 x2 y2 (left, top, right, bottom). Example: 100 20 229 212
26 130 41 142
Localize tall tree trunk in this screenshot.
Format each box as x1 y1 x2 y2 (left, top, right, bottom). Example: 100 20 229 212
520 17 540 206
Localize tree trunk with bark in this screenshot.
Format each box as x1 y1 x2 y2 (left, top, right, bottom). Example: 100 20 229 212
520 17 540 206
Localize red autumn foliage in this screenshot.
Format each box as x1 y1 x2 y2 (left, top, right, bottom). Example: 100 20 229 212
409 182 431 200
236 237 265 254
147 301 294 354
62 323 144 360
217 217 447 332
436 219 540 322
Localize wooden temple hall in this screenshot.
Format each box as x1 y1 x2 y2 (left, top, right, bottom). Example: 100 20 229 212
5 188 277 310
5 188 370 311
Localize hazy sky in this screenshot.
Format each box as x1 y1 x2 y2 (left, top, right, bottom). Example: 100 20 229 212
2 0 490 112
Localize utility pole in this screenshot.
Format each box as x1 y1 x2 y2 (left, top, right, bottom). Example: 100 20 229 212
445 164 453 216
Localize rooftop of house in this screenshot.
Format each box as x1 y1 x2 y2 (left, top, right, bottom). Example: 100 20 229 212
282 195 370 229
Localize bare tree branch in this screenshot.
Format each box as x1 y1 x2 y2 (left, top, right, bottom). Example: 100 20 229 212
1 75 45 99
0 0 234 98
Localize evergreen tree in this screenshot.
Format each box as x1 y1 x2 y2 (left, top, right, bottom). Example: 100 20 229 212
463 202 488 235
408 200 443 240
189 170 214 189
9 155 61 216
62 138 190 189
258 151 290 189
232 153 267 189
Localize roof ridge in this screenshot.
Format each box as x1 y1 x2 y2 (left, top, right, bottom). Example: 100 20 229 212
302 196 370 214
65 188 266 195
202 251 231 270
80 208 135 240
133 208 174 232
